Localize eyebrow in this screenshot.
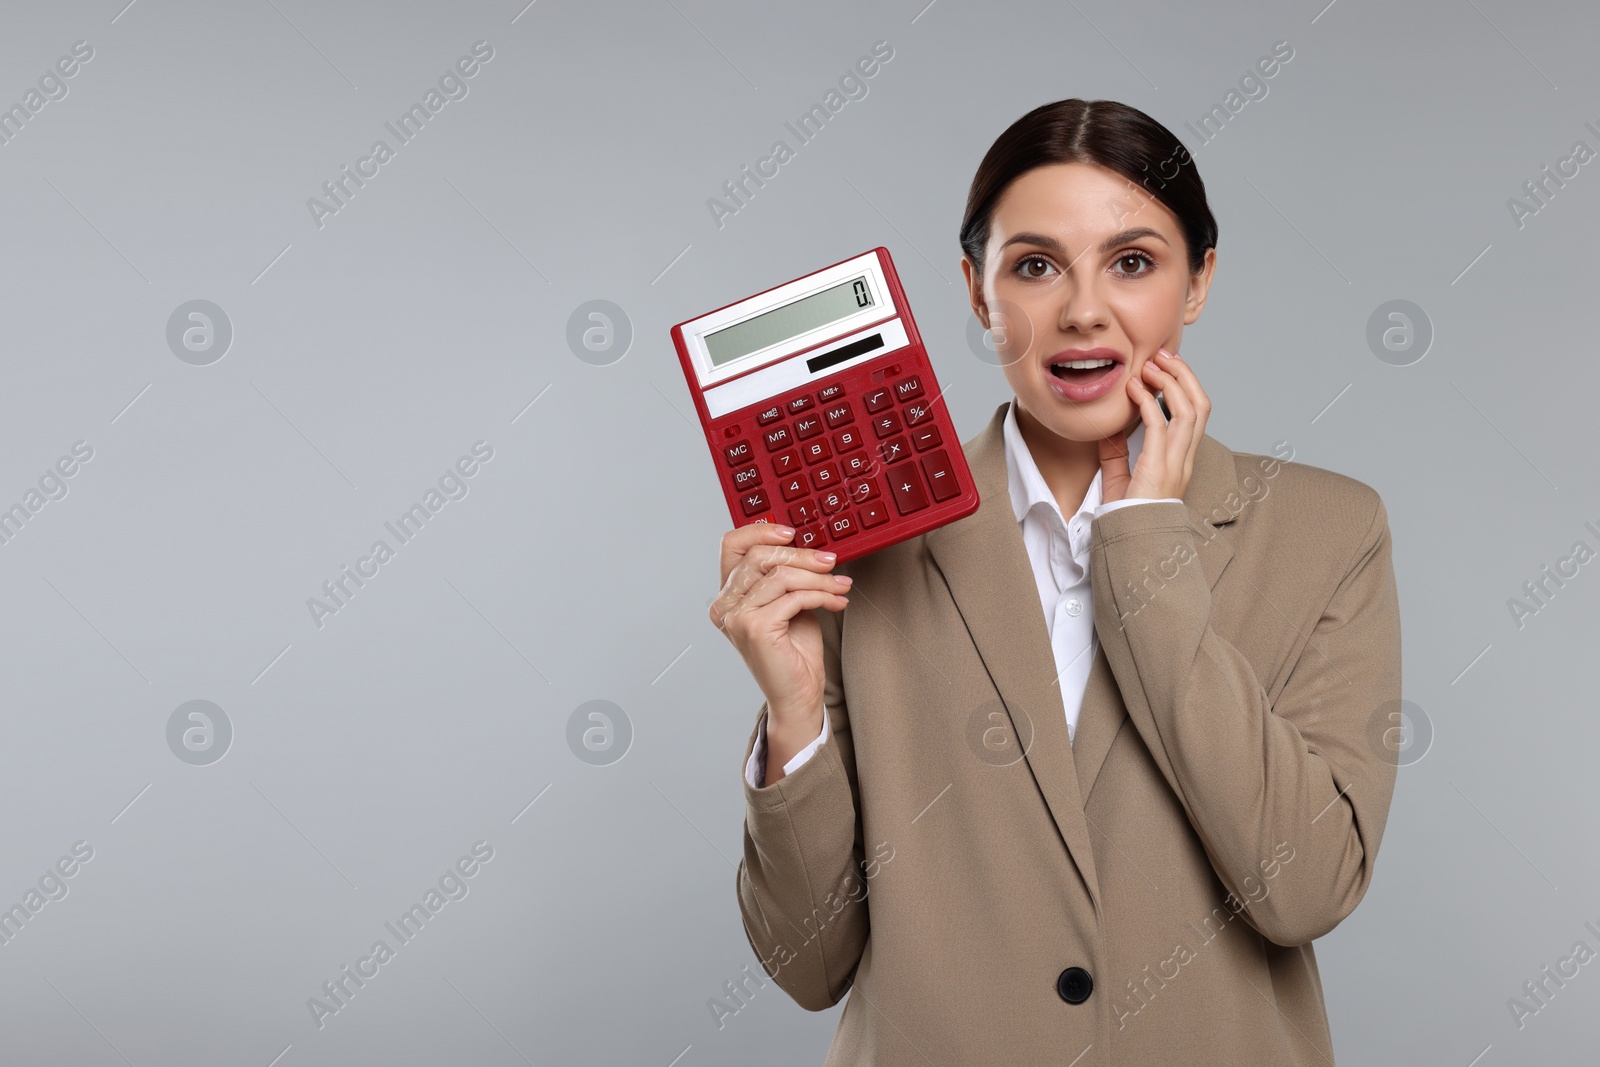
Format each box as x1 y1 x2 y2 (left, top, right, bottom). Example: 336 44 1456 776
998 227 1170 259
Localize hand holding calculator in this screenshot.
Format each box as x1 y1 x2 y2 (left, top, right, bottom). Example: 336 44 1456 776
672 247 979 563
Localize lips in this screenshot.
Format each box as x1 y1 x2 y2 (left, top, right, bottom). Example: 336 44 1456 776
1043 347 1126 375
1042 346 1128 403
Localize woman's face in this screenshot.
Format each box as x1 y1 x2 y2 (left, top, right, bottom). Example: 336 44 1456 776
961 162 1215 443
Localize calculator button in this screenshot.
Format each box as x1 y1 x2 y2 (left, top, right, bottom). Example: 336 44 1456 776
801 437 833 464
886 462 930 515
878 435 910 464
894 376 924 402
732 465 762 491
846 476 879 504
819 489 849 514
903 401 933 426
922 449 961 502
740 488 771 516
859 500 889 528
772 448 801 475
796 524 826 549
789 500 818 525
872 411 904 438
833 426 863 453
778 474 809 501
827 511 859 539
763 425 792 451
787 395 814 415
823 401 855 428
840 451 873 477
864 387 894 413
816 383 845 403
756 405 783 425
809 462 840 491
794 413 824 439
910 425 942 452
724 439 753 465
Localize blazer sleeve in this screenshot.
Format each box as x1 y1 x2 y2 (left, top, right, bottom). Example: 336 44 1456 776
745 703 831 788
1088 491 1402 947
735 600 869 1010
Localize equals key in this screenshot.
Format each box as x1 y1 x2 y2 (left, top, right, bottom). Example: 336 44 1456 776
920 449 960 502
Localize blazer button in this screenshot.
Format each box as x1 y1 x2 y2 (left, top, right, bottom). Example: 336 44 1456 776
1057 966 1093 1004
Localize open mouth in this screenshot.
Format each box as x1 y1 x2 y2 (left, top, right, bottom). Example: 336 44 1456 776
1049 358 1119 383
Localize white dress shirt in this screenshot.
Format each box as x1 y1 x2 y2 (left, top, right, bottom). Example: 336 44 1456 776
746 401 1182 788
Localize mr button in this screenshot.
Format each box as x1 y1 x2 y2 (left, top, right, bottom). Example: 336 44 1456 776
1056 966 1093 1004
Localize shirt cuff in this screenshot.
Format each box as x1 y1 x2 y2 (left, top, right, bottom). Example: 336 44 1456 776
744 702 831 788
1094 496 1183 518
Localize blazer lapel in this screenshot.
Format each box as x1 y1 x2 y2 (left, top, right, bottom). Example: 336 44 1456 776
925 399 1244 914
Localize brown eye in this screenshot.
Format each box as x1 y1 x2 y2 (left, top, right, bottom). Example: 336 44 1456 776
1017 255 1052 278
1114 251 1155 277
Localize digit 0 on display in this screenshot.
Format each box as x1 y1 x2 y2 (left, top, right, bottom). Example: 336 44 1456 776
672 247 979 561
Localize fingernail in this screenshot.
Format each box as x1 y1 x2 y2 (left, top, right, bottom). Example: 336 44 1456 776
817 551 837 562
776 525 795 537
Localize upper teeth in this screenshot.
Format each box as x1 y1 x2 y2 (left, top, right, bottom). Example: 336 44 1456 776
1054 358 1114 369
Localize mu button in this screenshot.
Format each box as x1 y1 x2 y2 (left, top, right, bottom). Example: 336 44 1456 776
1057 966 1093 1004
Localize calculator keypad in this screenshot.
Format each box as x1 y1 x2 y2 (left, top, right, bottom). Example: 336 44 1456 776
724 372 958 550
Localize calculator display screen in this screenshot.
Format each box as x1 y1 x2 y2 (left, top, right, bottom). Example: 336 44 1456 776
705 274 876 367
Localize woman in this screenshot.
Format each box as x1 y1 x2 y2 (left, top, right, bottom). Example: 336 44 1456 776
711 99 1401 1065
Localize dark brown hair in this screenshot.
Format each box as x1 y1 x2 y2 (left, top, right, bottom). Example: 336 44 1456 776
959 99 1218 278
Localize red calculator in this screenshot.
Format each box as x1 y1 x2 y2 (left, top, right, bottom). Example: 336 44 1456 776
671 247 979 562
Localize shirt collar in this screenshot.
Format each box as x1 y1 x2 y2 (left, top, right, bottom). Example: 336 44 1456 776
1003 398 1149 526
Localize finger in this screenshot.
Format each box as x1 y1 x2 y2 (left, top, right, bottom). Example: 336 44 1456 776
1126 372 1170 483
1098 430 1132 500
742 543 838 591
726 544 840 613
1144 358 1191 428
1156 348 1208 411
1129 369 1168 443
748 587 851 631
720 523 807 586
715 585 843 648
715 565 852 631
1155 349 1208 421
1163 348 1210 407
1154 349 1208 474
744 562 852 609
1140 361 1194 473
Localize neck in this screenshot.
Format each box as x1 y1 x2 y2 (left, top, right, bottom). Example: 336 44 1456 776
1015 401 1138 516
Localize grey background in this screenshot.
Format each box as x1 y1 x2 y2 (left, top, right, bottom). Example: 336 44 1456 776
0 0 1595 1063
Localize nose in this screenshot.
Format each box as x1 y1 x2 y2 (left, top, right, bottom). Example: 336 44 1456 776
1054 271 1111 335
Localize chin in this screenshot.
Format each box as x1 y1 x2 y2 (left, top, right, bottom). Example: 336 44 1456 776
1031 377 1132 418
1030 398 1136 442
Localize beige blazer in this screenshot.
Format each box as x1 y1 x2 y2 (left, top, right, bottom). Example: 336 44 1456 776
737 398 1402 1065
